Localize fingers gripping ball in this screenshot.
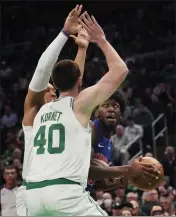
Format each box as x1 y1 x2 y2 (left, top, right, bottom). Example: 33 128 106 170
132 157 164 191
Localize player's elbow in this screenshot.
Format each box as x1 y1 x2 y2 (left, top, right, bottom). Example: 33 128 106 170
118 63 129 76
112 63 128 77
111 64 129 84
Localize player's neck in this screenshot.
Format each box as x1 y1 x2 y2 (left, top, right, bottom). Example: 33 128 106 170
99 120 114 139
60 88 78 98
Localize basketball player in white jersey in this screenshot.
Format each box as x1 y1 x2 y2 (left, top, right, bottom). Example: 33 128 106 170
23 8 129 215
15 84 56 216
16 6 89 216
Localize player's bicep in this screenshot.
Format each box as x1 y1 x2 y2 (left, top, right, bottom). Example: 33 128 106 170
76 70 125 113
24 89 46 112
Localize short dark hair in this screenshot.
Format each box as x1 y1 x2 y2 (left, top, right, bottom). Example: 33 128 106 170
51 59 81 92
109 90 126 114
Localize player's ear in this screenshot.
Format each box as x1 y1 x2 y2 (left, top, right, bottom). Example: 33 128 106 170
95 110 99 118
78 76 82 86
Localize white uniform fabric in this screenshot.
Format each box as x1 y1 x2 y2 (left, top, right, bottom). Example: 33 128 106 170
25 185 107 216
25 96 107 216
16 125 33 216
29 31 68 92
16 185 27 216
26 97 91 187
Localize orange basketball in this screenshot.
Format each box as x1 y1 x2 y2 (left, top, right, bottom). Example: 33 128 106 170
131 157 164 191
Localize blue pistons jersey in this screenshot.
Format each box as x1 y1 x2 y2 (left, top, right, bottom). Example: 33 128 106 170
86 119 112 192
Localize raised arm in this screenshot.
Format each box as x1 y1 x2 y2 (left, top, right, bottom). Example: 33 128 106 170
75 12 128 115
23 5 83 126
24 5 83 110
72 28 89 79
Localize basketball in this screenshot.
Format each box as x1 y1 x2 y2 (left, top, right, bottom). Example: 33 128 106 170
131 157 164 191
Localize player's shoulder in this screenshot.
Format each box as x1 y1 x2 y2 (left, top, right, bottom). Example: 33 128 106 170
39 101 53 111
89 120 95 128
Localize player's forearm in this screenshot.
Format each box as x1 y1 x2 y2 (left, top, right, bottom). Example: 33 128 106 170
74 47 87 79
93 178 123 191
29 30 68 92
88 165 131 180
97 39 128 78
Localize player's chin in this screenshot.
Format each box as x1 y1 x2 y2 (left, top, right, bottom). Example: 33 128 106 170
105 118 117 127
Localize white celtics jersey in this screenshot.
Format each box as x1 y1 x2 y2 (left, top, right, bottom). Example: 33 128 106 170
22 125 33 180
26 96 92 188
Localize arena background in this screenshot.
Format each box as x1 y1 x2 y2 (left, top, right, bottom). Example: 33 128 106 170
0 1 176 216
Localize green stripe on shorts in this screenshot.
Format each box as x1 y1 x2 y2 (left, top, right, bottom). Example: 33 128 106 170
26 178 80 190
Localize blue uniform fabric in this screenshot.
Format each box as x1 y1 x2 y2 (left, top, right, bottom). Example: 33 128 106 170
86 119 112 192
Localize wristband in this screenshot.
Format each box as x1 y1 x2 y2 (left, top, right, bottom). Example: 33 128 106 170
62 29 69 38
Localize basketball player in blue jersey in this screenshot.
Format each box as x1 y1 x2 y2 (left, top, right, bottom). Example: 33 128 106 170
87 90 126 192
87 90 159 192
92 90 125 165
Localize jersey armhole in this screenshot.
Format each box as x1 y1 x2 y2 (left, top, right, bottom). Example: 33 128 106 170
70 97 91 132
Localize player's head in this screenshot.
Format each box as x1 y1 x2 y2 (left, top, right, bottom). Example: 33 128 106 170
45 83 57 102
95 90 126 128
51 59 82 93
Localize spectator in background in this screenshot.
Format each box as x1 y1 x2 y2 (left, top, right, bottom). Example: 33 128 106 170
130 200 145 216
12 148 22 161
111 125 129 165
103 198 113 215
141 190 159 215
158 185 167 197
149 94 165 118
150 204 165 216
114 187 126 202
162 146 176 188
121 209 132 216
112 203 121 216
126 192 139 202
125 116 143 158
118 202 133 216
94 191 104 206
132 98 153 127
1 105 18 128
159 196 170 216
103 192 112 201
125 116 143 142
0 165 18 216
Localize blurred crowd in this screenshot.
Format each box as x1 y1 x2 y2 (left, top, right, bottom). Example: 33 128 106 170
0 1 176 216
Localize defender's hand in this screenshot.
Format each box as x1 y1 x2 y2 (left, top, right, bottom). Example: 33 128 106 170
63 5 83 35
78 11 105 44
70 28 89 49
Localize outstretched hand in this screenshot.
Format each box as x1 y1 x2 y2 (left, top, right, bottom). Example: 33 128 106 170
63 5 83 35
70 28 89 49
78 11 106 44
